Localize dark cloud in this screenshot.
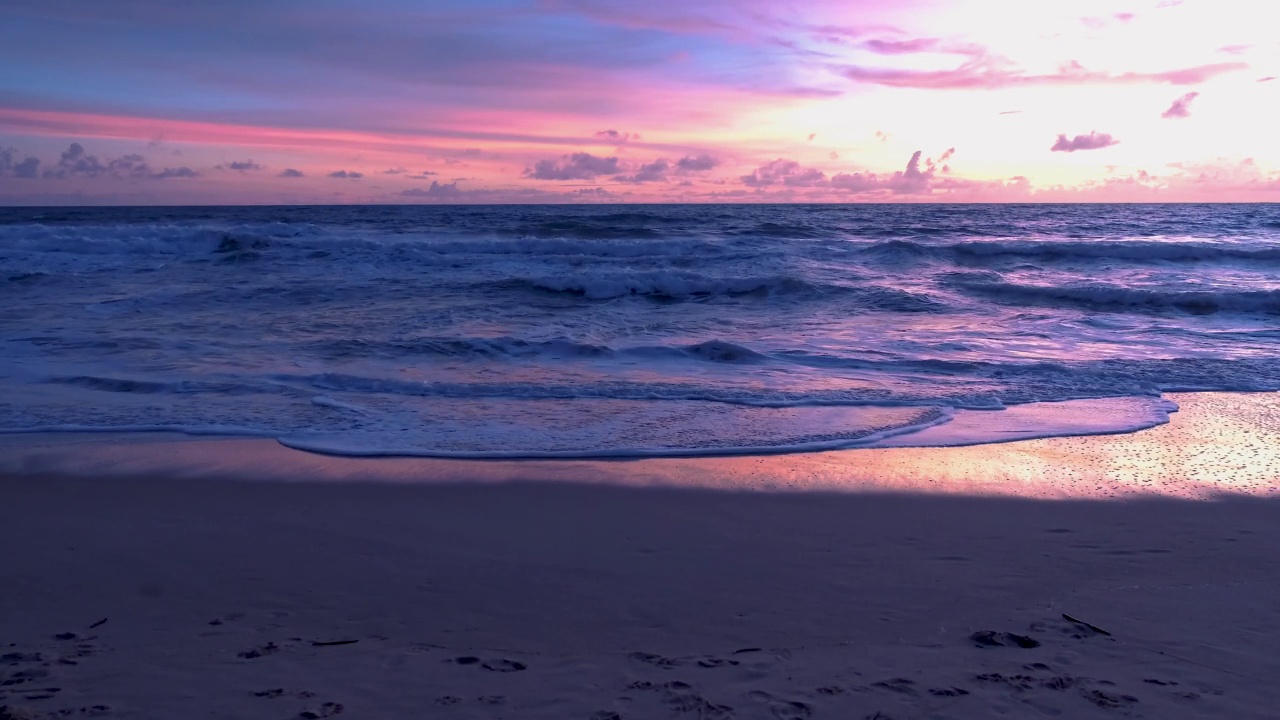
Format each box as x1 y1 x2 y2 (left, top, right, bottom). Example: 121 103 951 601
151 166 198 179
43 143 107 178
39 143 195 179
675 154 718 172
1051 132 1119 152
525 152 621 180
328 169 364 178
218 159 263 172
0 148 41 179
407 171 439 179
380 167 407 175
1162 91 1199 119
740 159 826 187
279 168 305 177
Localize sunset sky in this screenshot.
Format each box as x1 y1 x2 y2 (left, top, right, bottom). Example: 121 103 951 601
1 0 1277 204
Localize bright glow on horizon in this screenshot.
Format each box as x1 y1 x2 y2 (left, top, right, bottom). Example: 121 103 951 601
1 0 1277 204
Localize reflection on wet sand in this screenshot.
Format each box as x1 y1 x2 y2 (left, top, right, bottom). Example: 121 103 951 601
1 392 1276 499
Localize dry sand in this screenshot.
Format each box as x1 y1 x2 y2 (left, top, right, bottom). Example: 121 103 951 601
1 392 1278 719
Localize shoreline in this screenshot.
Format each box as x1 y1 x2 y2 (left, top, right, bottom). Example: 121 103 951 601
2 391 1278 718
2 391 1276 498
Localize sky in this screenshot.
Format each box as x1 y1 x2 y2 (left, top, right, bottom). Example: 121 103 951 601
1 0 1277 204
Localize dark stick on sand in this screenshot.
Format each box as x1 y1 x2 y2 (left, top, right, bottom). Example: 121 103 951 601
311 639 359 647
88 618 108 629
1062 613 1111 636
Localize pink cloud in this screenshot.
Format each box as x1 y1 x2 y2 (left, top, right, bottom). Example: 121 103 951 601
842 58 1246 90
1162 91 1199 119
830 150 950 195
863 38 942 55
740 159 826 187
1050 132 1119 153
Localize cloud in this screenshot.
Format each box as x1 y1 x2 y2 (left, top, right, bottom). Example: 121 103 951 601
407 171 439 179
1219 44 1250 55
401 180 461 197
218 159 262 172
380 167 407 175
675 154 718 172
615 158 670 183
0 148 41 179
1162 91 1199 119
328 169 363 178
151 166 198 179
594 129 640 143
863 38 942 55
525 152 621 180
842 56 1246 90
1260 77 1277 83
279 168 304 177
1050 132 1119 152
829 149 951 195
741 159 826 187
38 143 196 179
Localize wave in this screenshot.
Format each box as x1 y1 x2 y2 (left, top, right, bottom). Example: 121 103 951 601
519 271 814 299
854 239 1280 267
953 279 1280 315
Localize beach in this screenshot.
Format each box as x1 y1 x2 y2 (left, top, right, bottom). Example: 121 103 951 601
2 392 1278 719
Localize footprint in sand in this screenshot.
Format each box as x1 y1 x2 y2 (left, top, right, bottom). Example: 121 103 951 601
747 690 812 719
481 659 527 673
969 630 1040 648
871 678 916 695
298 701 344 718
236 642 279 660
1081 689 1139 708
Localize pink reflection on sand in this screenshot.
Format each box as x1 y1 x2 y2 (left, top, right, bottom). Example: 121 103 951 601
1 393 1276 500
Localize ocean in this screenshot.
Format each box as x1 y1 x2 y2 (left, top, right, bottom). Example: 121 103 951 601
2 203 1278 457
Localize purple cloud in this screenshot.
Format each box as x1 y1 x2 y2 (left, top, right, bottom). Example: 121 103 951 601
741 159 826 187
279 168 304 177
675 154 718 172
615 158 670 183
1051 132 1119 153
1162 91 1199 119
525 152 621 180
328 170 363 178
401 180 461 197
594 129 640 142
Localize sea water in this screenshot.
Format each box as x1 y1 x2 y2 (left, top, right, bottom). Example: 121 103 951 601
2 203 1278 457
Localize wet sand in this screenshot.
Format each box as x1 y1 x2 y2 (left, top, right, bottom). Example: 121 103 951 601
1 392 1278 719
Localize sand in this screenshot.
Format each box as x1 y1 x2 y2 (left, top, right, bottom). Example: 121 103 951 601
1 392 1279 719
